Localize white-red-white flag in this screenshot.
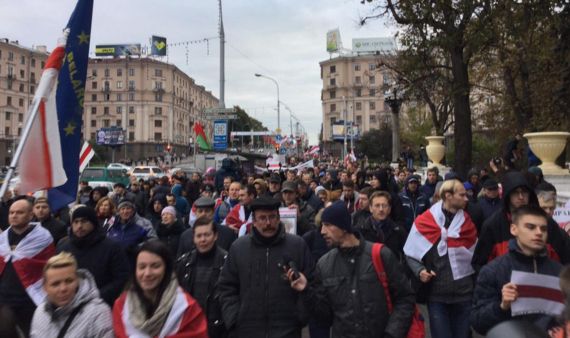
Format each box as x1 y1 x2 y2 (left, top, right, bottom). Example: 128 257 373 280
511 271 564 317
79 141 95 173
304 145 319 156
18 31 69 194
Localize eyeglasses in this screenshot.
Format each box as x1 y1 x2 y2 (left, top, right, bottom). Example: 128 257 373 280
373 204 390 210
256 214 278 223
512 189 530 197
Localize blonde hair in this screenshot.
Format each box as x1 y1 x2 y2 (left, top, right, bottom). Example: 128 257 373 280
43 252 77 277
439 180 463 201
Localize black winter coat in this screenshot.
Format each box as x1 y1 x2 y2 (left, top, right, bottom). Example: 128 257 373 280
300 238 415 338
399 190 430 232
353 217 408 263
470 239 563 335
218 223 315 338
57 228 130 306
36 215 68 246
477 195 503 220
302 187 324 212
177 246 228 338
185 180 201 208
176 223 236 259
302 228 329 262
156 218 187 258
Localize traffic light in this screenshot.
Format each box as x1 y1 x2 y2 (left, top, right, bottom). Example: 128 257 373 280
166 144 172 153
275 144 280 154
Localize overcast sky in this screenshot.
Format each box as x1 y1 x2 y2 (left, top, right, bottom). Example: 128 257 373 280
1 0 392 144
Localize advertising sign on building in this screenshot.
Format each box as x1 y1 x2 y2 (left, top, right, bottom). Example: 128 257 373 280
213 120 228 151
352 38 397 53
151 36 167 56
95 44 142 57
331 122 360 140
96 128 125 146
326 29 341 53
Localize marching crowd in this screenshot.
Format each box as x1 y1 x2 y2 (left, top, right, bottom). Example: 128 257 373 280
0 155 569 338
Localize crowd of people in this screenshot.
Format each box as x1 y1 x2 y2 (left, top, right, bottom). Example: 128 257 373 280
0 153 568 338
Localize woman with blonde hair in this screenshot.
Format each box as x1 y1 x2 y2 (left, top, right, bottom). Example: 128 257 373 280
95 196 117 230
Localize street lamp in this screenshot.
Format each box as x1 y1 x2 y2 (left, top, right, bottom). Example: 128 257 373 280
255 73 280 131
384 81 405 165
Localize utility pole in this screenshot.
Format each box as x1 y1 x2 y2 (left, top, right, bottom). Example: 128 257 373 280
343 96 347 161
218 0 225 109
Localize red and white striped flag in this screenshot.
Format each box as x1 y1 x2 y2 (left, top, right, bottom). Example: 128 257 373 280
304 145 320 156
79 141 95 173
18 31 69 194
511 270 564 317
0 224 55 305
404 201 478 280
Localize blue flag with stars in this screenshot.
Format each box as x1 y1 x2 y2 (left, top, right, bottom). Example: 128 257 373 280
48 0 94 211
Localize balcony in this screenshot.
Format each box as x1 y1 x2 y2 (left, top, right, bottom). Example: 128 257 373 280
101 87 111 93
326 84 337 90
7 74 15 80
153 88 165 94
30 77 36 84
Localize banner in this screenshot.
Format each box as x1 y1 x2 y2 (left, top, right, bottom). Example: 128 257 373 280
151 35 167 56
511 271 564 317
96 128 125 146
326 29 341 53
279 208 297 235
95 44 141 56
554 207 570 234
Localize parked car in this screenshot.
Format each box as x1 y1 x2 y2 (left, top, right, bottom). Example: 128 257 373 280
257 148 264 153
249 147 255 152
129 166 166 180
107 163 132 172
230 147 237 152
86 181 114 191
81 167 130 186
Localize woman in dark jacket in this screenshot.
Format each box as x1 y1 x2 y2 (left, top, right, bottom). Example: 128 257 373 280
156 206 187 258
94 196 116 231
145 193 167 228
85 186 109 209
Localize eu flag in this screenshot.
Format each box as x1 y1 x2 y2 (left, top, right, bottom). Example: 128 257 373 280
48 0 94 211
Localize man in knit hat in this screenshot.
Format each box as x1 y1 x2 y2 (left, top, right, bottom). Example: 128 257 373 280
107 201 156 260
288 200 415 337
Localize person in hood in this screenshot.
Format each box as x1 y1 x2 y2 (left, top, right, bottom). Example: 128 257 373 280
85 186 109 209
253 178 267 197
145 193 167 228
214 158 240 192
399 176 430 232
468 169 482 199
472 172 570 272
57 205 129 306
323 169 343 199
464 182 475 203
171 184 190 220
419 168 439 201
298 178 323 212
477 179 503 220
30 253 113 338
156 206 186 258
371 169 406 226
504 133 522 170
355 171 370 191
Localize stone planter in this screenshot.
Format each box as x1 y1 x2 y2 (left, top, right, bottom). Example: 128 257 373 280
425 136 446 168
524 132 570 175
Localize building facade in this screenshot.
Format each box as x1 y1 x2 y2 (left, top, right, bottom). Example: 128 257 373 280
0 38 218 165
84 57 218 161
320 54 395 157
0 39 49 165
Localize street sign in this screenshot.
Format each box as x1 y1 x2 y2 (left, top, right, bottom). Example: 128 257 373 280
203 108 237 114
205 114 238 120
276 134 282 141
213 121 228 151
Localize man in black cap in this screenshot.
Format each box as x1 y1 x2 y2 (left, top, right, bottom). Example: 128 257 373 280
57 205 130 306
287 200 415 337
177 196 236 258
110 182 135 206
399 176 430 232
477 179 503 220
265 173 282 201
218 196 315 338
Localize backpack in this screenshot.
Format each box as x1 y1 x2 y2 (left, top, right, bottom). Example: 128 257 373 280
372 243 425 338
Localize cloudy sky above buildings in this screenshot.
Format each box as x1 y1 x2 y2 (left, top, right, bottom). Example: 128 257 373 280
1 0 393 144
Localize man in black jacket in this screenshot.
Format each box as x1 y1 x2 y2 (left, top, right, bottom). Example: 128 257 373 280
371 169 406 226
57 205 130 306
288 200 415 338
32 197 68 246
185 172 201 208
130 181 148 216
297 179 323 212
177 216 227 338
176 196 236 258
218 196 315 338
477 179 503 220
399 176 430 232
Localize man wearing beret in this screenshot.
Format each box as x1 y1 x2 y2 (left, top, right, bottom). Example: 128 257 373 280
218 196 315 338
177 196 236 258
288 200 415 338
57 205 130 306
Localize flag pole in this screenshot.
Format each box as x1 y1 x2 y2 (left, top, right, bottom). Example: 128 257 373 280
0 98 43 198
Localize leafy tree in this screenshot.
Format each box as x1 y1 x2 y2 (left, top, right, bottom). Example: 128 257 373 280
445 134 500 171
400 105 435 149
356 123 392 163
228 106 268 146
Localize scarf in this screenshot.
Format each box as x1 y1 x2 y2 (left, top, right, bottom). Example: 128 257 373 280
224 204 253 237
403 201 477 280
128 274 179 337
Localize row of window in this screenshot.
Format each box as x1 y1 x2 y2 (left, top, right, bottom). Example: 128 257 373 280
329 114 391 125
3 111 24 122
0 66 38 81
329 63 378 74
5 96 30 109
2 126 22 137
330 101 390 112
0 50 45 69
90 106 165 116
90 92 163 102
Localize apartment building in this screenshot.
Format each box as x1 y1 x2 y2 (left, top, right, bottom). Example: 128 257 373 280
320 54 397 156
0 39 49 165
85 57 218 160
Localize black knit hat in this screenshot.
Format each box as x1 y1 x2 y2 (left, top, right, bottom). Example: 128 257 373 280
71 205 99 228
321 200 352 233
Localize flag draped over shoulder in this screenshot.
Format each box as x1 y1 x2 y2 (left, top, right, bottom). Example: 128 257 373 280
194 122 211 150
48 0 94 211
18 33 69 194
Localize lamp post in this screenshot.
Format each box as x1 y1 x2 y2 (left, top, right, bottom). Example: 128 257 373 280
254 73 280 131
384 82 405 165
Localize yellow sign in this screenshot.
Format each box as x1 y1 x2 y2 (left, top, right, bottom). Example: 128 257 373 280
154 40 166 51
276 128 281 134
95 47 115 54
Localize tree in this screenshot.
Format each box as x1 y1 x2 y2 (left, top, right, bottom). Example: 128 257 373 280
228 106 269 146
400 106 434 149
356 123 392 163
360 0 494 178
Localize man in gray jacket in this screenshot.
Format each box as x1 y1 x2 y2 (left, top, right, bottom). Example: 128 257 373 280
31 253 113 338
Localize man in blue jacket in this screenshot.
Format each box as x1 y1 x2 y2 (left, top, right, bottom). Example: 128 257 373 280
477 179 503 220
399 176 430 232
470 205 563 335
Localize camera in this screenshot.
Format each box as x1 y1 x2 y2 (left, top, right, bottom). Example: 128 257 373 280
493 157 502 167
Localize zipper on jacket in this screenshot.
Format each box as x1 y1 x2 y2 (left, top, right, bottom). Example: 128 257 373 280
265 247 269 338
533 258 537 273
